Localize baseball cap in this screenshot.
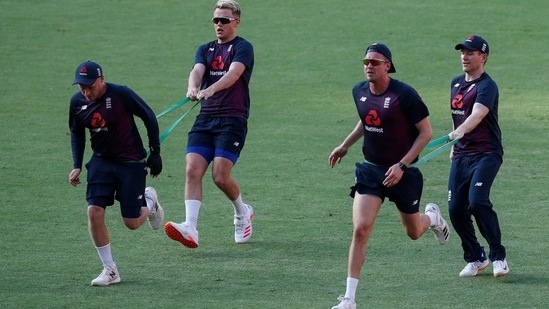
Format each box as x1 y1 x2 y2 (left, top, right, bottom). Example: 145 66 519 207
455 35 489 54
364 43 396 73
72 61 103 86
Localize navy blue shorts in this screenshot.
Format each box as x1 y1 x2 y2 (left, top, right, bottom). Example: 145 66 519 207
85 156 147 218
187 115 247 164
351 161 424 214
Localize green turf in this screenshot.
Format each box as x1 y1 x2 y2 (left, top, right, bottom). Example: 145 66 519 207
1 0 548 308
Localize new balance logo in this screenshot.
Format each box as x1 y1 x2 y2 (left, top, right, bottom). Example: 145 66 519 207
474 182 483 187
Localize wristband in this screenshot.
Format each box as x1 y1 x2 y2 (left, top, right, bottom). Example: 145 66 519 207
398 161 408 171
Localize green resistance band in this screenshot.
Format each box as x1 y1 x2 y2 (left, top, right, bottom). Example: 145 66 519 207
424 135 452 150
410 136 458 167
145 99 200 157
159 101 200 144
155 97 191 119
362 135 458 168
138 97 191 130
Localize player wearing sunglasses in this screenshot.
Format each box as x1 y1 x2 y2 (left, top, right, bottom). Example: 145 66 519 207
329 43 449 309
164 0 255 249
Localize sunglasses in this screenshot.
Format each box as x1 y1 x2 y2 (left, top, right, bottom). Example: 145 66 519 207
212 17 239 24
363 59 389 66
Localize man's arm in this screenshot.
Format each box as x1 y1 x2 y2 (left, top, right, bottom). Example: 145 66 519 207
328 120 363 168
197 62 246 100
449 102 489 140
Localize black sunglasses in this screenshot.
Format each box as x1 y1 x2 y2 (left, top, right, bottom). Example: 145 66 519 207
212 17 239 24
363 59 389 66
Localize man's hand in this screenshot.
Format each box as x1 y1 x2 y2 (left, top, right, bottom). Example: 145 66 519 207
147 147 162 178
69 168 82 187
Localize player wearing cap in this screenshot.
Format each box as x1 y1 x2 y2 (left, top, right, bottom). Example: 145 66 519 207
448 35 509 278
164 0 255 249
68 61 164 286
328 43 450 309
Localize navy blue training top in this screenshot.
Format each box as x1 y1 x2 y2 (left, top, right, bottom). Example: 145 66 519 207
195 36 254 119
352 78 430 166
69 83 160 169
450 72 503 157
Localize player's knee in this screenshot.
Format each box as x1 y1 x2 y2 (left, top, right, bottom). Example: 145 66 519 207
122 218 141 230
87 205 105 222
352 223 373 242
212 174 230 190
403 224 423 240
186 167 204 182
406 230 422 240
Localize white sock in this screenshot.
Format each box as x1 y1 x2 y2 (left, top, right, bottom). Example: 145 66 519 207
344 277 359 301
185 200 201 229
96 243 116 268
231 193 247 217
426 212 437 227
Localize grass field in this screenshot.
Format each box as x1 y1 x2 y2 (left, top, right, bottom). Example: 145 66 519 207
1 0 548 308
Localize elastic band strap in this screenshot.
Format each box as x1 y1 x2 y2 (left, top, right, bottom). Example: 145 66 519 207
155 97 191 119
146 101 200 158
362 136 458 168
424 135 451 150
410 138 458 167
159 101 200 144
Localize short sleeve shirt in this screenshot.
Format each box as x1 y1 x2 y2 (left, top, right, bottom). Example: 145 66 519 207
450 72 503 157
195 36 254 119
352 79 429 166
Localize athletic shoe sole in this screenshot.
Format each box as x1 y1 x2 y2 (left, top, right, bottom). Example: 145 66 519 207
459 259 489 277
164 222 198 249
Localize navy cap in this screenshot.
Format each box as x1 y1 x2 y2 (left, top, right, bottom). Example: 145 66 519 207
365 43 396 73
72 61 103 86
455 35 489 54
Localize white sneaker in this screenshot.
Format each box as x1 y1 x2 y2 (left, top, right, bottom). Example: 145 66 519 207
459 259 489 277
91 265 121 286
425 203 450 245
331 295 356 309
164 221 199 248
493 259 510 277
234 205 254 244
145 187 164 230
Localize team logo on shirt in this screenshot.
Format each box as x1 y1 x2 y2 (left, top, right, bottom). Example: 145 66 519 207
91 112 106 128
364 109 383 133
212 55 224 70
467 83 476 93
384 97 391 108
365 110 381 126
451 94 464 109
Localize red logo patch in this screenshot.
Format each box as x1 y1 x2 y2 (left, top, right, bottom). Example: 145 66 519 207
212 56 224 70
91 112 106 127
365 110 381 126
451 94 463 109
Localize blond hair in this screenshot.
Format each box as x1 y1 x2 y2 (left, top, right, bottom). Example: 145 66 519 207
215 0 241 17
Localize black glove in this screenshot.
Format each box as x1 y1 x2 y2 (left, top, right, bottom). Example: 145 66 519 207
147 146 162 177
